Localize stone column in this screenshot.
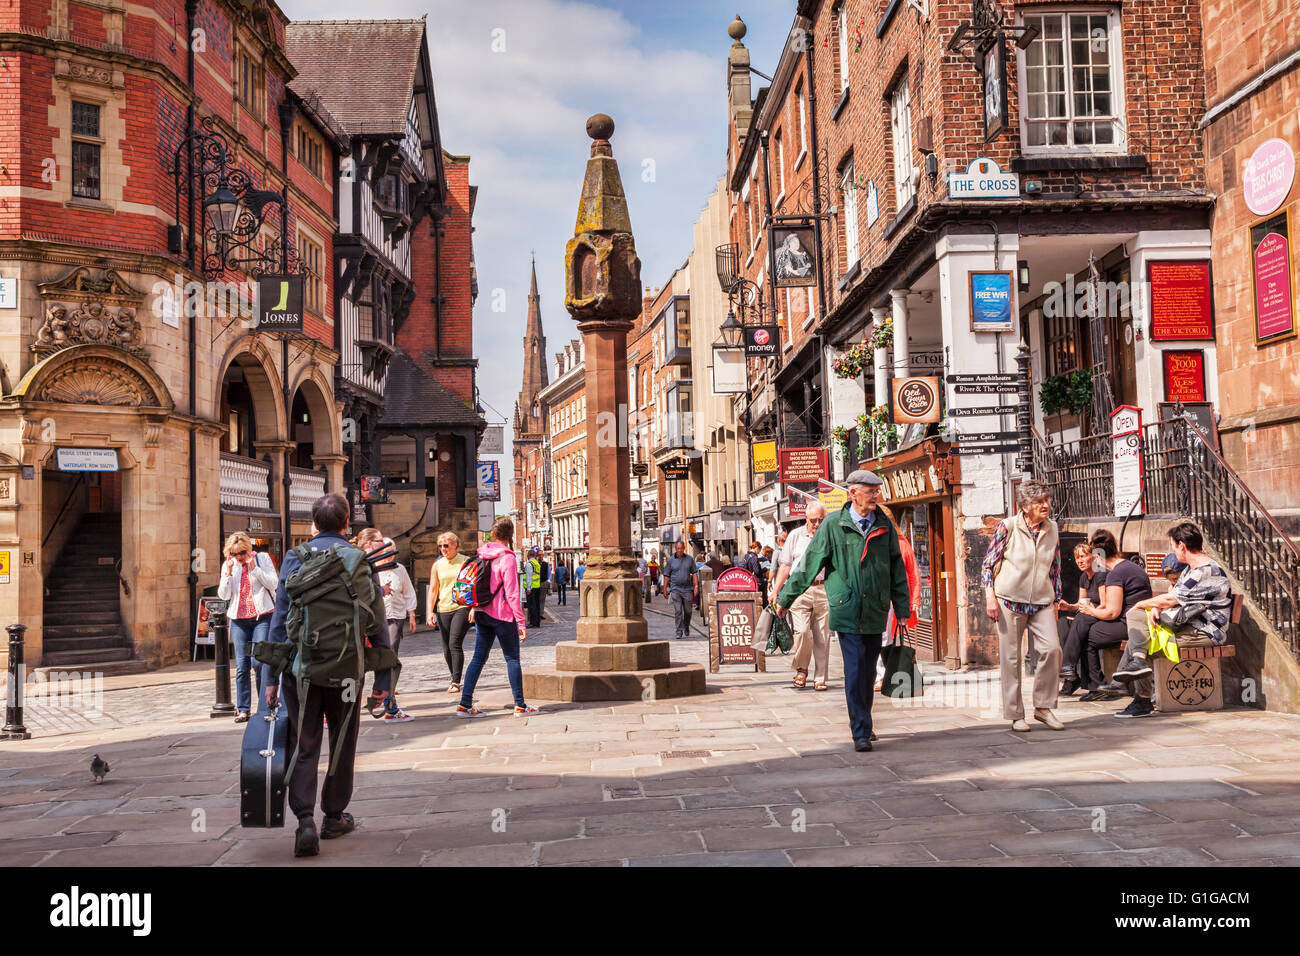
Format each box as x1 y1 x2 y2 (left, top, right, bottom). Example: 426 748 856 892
523 115 705 701
871 306 890 409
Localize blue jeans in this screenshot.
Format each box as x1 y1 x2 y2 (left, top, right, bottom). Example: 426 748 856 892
839 632 883 744
229 613 271 714
460 612 525 709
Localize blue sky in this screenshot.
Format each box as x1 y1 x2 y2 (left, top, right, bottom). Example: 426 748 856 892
279 0 796 491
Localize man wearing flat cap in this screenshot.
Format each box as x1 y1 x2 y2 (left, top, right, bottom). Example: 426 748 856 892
775 469 911 752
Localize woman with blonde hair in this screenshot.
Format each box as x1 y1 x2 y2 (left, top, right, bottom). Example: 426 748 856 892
217 531 279 722
427 530 471 693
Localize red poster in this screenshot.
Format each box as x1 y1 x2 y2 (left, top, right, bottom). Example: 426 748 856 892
778 447 829 483
1251 213 1296 345
1148 260 1214 341
1162 350 1206 403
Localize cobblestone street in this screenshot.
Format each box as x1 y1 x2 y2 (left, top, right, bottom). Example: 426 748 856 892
1 594 1298 867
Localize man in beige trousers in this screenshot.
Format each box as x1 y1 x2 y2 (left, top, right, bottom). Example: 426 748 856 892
981 481 1065 732
770 501 831 691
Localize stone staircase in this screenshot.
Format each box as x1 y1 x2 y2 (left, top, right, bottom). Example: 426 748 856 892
38 513 146 677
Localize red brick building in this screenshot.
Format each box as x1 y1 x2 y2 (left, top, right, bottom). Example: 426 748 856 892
0 0 342 671
727 1 1216 664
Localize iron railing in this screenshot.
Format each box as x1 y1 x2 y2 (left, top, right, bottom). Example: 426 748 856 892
1036 416 1299 658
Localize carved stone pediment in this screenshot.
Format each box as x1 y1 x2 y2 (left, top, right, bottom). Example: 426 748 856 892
35 266 148 358
39 266 144 306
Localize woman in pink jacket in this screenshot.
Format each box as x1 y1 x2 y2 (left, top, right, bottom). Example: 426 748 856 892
456 517 539 717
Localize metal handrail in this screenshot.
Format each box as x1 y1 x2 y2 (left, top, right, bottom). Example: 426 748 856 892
1035 416 1299 658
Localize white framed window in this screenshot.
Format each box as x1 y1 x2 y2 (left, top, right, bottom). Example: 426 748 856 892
890 79 914 208
837 4 850 95
797 86 808 156
775 133 786 203
839 161 859 267
1018 8 1125 153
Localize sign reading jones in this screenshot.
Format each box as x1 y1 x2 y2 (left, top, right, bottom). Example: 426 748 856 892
258 275 304 333
778 447 829 483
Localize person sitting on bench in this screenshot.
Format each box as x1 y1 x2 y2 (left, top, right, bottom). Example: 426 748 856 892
1109 521 1233 718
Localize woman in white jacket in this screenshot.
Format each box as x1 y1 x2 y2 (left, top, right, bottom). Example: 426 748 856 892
217 532 279 722
355 529 417 722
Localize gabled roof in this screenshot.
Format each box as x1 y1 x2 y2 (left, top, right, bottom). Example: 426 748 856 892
284 19 426 136
380 349 485 429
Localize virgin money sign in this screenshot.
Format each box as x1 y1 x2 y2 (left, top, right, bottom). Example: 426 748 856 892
745 324 779 357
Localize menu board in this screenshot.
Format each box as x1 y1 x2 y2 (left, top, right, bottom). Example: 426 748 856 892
1148 260 1214 341
1251 213 1296 345
1162 350 1206 403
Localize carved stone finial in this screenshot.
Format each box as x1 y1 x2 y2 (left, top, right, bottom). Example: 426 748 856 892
728 15 747 41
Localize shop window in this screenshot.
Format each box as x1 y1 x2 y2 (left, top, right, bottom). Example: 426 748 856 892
1043 309 1085 379
1019 9 1124 152
71 101 101 200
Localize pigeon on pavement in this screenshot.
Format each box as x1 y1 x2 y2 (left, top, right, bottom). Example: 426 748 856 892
90 754 110 784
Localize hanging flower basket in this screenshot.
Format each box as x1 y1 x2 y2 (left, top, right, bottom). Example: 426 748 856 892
869 316 893 352
832 342 870 380
832 425 851 458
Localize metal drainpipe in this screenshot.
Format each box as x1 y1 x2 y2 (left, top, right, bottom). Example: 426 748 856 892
185 0 198 650
279 100 295 540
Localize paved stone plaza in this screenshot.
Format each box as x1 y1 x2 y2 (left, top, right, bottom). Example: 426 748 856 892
1 598 1298 866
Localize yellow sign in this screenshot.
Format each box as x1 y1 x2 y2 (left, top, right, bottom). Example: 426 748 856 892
818 480 848 511
752 440 778 474
0 550 10 584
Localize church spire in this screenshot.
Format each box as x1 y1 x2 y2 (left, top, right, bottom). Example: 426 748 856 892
515 256 548 437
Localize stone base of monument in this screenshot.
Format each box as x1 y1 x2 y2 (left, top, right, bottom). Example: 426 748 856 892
523 660 707 701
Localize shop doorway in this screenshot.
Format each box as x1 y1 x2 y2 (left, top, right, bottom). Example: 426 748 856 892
897 501 946 663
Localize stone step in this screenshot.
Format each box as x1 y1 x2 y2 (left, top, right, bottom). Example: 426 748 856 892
43 610 122 627
42 634 131 653
42 623 125 640
40 647 136 668
32 658 147 679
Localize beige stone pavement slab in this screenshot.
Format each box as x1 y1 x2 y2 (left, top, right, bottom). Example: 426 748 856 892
1 617 1297 866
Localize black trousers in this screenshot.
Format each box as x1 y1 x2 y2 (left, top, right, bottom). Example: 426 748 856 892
1085 618 1128 687
281 678 362 822
526 588 542 626
435 607 471 683
1058 613 1089 681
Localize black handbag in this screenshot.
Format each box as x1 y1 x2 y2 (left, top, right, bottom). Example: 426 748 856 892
880 625 923 698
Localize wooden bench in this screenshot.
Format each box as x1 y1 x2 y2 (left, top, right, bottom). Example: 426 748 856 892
1151 594 1242 713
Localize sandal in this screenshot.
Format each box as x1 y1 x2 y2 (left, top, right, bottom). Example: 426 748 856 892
793 668 808 689
814 681 828 692
447 682 460 694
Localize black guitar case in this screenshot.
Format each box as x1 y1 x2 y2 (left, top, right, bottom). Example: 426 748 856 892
240 706 289 828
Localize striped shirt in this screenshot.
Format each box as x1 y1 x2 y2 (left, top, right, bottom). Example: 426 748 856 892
1171 560 1232 644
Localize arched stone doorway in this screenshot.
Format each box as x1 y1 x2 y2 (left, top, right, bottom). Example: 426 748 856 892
216 347 283 562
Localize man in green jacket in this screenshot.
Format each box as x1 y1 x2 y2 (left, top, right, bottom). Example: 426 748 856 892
775 470 910 752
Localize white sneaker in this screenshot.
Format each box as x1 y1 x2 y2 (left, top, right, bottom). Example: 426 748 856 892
512 704 540 716
455 704 485 718
382 709 414 723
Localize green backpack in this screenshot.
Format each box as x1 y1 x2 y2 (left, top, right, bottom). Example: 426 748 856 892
283 542 375 776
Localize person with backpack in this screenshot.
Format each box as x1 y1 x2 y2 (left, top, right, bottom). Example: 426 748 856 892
456 517 538 718
354 529 416 722
427 530 470 694
260 493 394 858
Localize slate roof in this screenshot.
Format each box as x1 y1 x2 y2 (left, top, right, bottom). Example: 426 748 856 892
284 19 426 136
380 349 485 429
